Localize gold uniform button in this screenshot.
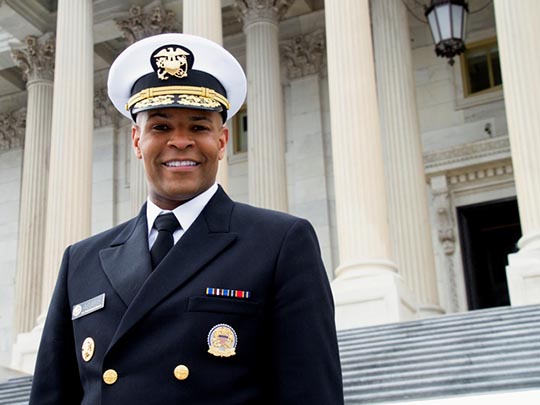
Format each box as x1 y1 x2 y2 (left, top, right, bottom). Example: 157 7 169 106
174 365 189 381
103 369 118 385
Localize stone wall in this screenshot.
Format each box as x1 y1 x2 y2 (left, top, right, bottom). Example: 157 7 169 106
0 148 22 366
0 1 515 366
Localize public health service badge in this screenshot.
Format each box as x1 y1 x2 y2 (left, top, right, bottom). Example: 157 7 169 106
207 323 237 357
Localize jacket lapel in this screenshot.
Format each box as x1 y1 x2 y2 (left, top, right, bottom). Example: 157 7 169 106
108 188 237 349
99 205 152 308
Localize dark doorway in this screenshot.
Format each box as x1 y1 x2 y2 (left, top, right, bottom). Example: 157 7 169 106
457 198 522 310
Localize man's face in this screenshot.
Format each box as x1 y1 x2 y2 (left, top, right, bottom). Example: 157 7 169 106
132 108 228 210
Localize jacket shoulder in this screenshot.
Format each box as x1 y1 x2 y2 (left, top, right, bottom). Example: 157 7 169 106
230 201 315 239
70 216 140 252
232 201 304 225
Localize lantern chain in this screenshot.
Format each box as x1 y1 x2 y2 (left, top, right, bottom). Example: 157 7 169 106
469 0 493 15
400 0 428 23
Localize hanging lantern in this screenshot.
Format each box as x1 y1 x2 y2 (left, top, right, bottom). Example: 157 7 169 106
425 0 469 65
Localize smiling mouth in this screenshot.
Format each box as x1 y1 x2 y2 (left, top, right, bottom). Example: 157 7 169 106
163 160 199 167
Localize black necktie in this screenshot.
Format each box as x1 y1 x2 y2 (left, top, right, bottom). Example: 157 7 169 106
150 213 180 269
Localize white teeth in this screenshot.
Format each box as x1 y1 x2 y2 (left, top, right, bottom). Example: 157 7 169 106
165 161 197 167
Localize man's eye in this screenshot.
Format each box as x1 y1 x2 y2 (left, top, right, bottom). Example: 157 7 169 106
192 125 210 132
152 124 169 131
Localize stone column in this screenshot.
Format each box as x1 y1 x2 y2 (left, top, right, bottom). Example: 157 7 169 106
236 0 291 211
183 0 229 189
183 0 222 43
325 0 416 329
371 0 442 317
116 4 179 215
494 0 540 305
11 0 94 374
42 0 94 311
11 34 55 334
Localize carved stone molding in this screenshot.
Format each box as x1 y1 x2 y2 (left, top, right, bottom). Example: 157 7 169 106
447 162 513 186
235 0 294 27
116 4 179 45
281 29 326 80
0 109 26 151
424 136 511 174
433 190 455 256
94 87 122 129
431 176 460 312
10 34 55 83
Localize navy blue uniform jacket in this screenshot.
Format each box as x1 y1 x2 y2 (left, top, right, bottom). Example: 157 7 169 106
30 187 344 404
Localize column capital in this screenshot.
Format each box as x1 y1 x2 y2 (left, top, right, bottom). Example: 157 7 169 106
235 0 294 28
281 29 326 80
94 86 122 129
0 108 26 151
10 34 55 83
115 4 179 45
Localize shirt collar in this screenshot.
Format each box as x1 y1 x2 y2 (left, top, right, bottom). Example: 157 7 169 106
146 184 218 235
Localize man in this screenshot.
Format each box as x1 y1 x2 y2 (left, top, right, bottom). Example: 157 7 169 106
30 33 343 404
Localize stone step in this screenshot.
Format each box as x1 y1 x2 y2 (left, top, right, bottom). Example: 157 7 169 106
340 328 540 365
342 348 540 378
339 305 540 346
0 376 32 405
339 305 540 403
340 317 540 351
344 367 540 393
344 374 540 404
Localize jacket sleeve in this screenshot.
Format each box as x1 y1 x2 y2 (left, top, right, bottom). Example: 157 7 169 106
29 246 83 405
271 218 344 404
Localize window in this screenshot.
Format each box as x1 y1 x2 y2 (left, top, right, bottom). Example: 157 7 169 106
233 105 248 154
461 38 502 97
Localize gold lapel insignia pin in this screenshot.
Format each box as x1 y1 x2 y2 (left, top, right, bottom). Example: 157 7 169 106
81 337 95 362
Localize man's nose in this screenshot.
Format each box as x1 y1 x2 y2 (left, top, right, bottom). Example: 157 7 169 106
167 128 194 149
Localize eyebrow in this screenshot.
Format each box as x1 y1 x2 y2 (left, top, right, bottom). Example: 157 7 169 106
188 115 214 123
147 111 170 119
146 111 214 123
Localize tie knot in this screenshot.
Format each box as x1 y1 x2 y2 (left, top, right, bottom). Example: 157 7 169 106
154 213 180 233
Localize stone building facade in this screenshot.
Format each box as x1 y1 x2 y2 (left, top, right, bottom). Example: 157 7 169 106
0 0 539 373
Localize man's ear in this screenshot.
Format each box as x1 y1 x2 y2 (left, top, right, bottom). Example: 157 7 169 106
218 126 229 160
131 125 143 160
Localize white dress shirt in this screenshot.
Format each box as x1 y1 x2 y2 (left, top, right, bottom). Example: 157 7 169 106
146 183 218 249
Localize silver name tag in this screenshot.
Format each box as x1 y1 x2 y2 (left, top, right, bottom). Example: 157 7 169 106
71 293 105 320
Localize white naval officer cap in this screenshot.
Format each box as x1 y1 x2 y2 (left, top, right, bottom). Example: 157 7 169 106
107 33 247 123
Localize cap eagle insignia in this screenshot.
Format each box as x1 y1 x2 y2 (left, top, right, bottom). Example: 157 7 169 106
153 46 190 80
